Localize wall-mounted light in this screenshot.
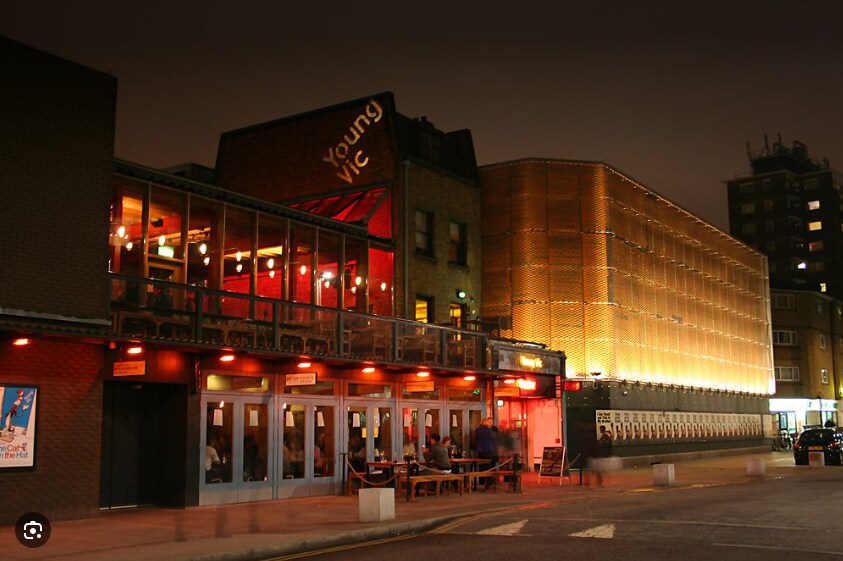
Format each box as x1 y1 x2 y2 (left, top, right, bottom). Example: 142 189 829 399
463 375 476 381
362 367 376 374
503 378 516 385
219 353 236 362
416 371 430 378
126 345 144 356
12 337 31 347
297 361 312 369
456 289 467 299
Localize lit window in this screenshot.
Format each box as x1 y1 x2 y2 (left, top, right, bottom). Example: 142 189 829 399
809 241 824 252
762 179 772 191
821 369 829 384
797 262 807 270
808 262 825 272
821 283 828 293
808 200 821 211
808 221 822 231
820 334 827 350
415 295 433 323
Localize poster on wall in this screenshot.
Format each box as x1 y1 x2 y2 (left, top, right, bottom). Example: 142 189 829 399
0 384 37 469
594 409 762 444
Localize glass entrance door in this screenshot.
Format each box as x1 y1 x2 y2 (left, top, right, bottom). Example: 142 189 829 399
277 400 337 498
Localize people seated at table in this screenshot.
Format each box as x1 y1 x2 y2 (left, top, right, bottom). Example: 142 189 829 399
424 433 451 472
348 434 366 472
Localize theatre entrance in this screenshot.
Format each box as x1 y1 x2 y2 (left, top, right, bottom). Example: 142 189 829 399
99 381 188 509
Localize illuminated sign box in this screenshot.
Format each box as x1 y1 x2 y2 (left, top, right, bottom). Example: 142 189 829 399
285 372 317 386
113 361 146 377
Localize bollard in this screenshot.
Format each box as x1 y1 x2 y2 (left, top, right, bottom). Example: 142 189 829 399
358 488 395 522
652 463 675 486
746 458 765 476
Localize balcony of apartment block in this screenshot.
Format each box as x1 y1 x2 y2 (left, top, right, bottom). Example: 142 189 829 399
109 274 484 372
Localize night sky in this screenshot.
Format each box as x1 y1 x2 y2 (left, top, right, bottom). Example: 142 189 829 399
3 1 842 230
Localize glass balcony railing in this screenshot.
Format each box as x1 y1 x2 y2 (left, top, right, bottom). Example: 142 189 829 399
109 274 485 372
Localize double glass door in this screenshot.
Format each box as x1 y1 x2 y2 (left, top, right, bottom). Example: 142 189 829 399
345 403 394 471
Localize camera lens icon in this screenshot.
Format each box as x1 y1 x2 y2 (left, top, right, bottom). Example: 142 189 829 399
15 512 50 548
24 521 42 539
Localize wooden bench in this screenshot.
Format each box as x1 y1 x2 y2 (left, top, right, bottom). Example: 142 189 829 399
463 469 522 493
406 472 464 501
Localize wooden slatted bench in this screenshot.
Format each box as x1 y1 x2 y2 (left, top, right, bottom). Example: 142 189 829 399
463 469 522 493
406 472 464 501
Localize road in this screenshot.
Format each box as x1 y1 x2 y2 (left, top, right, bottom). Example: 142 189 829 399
275 458 843 561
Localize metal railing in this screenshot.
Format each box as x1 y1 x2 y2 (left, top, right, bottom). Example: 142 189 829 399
109 274 485 371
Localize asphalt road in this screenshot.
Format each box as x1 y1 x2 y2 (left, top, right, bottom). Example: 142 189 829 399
277 459 843 561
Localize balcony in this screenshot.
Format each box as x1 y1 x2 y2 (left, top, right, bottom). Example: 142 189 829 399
110 274 486 373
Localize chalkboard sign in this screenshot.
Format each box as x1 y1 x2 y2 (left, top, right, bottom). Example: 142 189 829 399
539 446 566 477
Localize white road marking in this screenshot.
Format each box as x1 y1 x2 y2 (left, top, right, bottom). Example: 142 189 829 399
476 519 529 536
570 524 615 539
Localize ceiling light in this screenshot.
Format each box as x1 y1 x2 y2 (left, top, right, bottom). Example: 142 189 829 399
416 371 430 378
269 270 276 278
463 375 476 381
362 367 376 373
235 251 243 262
126 345 144 355
355 276 362 286
503 378 516 384
235 263 243 273
219 353 236 362
12 337 31 346
126 241 134 251
298 361 312 368
300 265 307 275
267 258 275 269
116 225 126 238
198 242 207 255
380 281 387 291
158 234 166 246
203 256 211 266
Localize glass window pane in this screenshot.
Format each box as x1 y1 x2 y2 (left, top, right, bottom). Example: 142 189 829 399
375 407 393 462
283 404 305 479
347 407 367 472
188 197 223 292
369 246 393 315
243 404 268 482
206 401 233 484
223 207 255 299
256 215 287 301
290 223 315 304
317 230 340 309
344 237 367 313
110 183 144 277
315 405 334 477
150 188 186 260
402 407 419 459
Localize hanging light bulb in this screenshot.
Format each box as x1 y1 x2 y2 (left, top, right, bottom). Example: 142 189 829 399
117 225 126 238
351 286 357 293
269 270 276 278
198 242 207 255
300 264 307 275
203 256 210 266
126 241 134 251
380 281 387 292
235 251 242 262
267 258 275 269
236 263 243 273
158 234 166 246
355 276 362 286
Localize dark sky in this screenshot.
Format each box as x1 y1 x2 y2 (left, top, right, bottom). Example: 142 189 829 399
3 1 842 230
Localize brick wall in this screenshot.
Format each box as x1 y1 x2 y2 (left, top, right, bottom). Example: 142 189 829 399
0 338 103 523
0 37 116 321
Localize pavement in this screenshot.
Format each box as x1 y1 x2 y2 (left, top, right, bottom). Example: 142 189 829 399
3 450 801 561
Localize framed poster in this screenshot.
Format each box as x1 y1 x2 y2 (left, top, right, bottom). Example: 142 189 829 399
0 384 38 469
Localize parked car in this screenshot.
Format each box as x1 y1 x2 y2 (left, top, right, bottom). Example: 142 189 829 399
793 428 843 465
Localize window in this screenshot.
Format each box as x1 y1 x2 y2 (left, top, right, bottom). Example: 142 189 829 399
772 330 798 346
448 221 467 265
809 241 824 252
415 295 433 323
821 369 829 384
741 223 757 234
808 221 823 231
817 299 825 315
740 203 756 215
821 283 828 293
763 200 774 212
762 179 772 191
808 262 826 272
739 182 754 194
774 366 800 382
414 210 434 257
808 200 821 211
805 178 819 191
771 293 795 309
820 334 827 350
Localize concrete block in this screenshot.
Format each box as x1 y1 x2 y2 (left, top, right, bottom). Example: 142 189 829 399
746 458 765 476
808 451 826 467
652 463 675 486
358 488 395 522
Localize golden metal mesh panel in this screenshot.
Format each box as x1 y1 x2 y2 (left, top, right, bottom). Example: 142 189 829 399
480 160 774 394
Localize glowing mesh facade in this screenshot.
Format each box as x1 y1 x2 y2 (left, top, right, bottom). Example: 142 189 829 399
481 159 775 395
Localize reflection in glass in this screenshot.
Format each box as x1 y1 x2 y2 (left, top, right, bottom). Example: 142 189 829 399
402 408 419 459
374 407 393 461
347 407 367 472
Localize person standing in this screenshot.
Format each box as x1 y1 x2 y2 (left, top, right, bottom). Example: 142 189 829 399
475 417 498 487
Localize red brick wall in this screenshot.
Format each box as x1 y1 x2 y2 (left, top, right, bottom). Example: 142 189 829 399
215 93 398 202
0 37 116 321
0 339 103 523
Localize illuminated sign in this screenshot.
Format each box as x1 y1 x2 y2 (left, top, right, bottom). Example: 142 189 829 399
157 245 175 258
286 373 317 386
322 99 384 184
113 361 146 377
406 381 435 393
519 356 543 370
516 378 537 391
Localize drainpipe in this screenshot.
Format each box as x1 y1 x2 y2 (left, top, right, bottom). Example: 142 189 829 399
402 160 410 319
